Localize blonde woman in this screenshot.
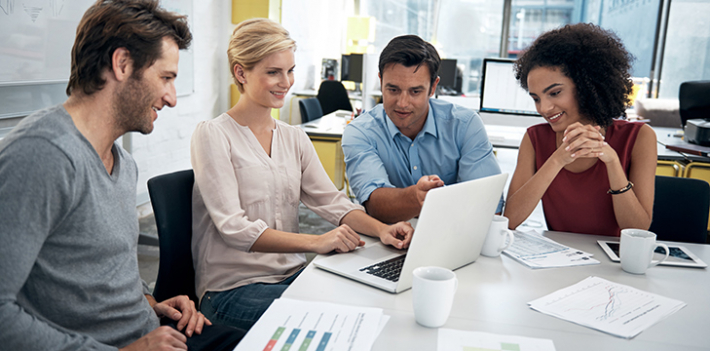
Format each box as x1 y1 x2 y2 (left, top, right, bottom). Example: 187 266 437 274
190 18 413 330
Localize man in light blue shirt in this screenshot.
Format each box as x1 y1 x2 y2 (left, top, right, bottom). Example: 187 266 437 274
342 35 503 223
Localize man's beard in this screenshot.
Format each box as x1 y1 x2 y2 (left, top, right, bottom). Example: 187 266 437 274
113 74 155 135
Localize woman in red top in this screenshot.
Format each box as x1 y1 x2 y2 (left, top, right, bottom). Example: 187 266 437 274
505 23 657 236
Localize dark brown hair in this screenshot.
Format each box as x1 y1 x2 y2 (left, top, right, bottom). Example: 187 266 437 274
514 23 634 127
379 35 440 91
66 0 192 96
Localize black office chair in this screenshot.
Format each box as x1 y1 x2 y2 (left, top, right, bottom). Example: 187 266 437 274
649 175 709 243
679 80 710 127
298 97 323 123
147 169 198 303
316 80 352 116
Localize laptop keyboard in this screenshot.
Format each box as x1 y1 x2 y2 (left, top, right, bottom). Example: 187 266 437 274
360 255 406 282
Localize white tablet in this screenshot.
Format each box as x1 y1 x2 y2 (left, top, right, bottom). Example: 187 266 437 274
597 240 707 268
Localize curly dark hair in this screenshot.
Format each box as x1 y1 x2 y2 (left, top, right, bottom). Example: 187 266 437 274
514 23 634 128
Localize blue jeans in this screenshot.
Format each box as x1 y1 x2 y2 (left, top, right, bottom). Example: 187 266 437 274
200 270 302 331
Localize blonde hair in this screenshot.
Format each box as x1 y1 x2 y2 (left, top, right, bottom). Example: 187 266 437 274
228 18 296 93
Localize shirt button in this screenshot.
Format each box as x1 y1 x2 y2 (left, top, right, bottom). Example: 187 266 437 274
413 166 418 170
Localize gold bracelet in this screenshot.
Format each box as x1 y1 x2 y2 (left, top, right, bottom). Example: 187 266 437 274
607 181 634 195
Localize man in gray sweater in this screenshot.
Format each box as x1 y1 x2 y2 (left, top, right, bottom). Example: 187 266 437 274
0 1 243 350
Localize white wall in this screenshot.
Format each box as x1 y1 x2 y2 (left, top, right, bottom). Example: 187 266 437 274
131 0 232 205
279 0 352 124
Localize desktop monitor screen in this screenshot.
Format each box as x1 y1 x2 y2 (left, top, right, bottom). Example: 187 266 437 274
341 54 363 83
479 58 539 116
438 59 457 89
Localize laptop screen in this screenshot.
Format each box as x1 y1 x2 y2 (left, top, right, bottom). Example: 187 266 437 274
479 58 539 116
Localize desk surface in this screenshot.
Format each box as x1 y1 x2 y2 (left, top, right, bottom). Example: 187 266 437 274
283 232 710 351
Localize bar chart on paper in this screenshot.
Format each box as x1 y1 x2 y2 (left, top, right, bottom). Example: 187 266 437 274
236 298 385 351
262 327 329 351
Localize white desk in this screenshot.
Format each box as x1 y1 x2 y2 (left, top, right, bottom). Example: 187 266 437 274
283 232 710 350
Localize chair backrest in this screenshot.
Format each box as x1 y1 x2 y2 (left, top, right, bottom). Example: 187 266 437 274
316 80 353 115
298 97 324 123
147 169 198 303
679 80 710 127
649 175 709 243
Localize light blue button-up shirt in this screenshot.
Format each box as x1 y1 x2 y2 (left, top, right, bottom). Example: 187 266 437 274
342 98 503 213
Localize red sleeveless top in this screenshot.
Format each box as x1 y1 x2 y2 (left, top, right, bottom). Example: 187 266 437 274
527 119 644 236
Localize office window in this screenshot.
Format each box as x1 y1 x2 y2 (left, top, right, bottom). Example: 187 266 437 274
363 0 504 95
581 0 661 82
508 0 575 57
658 0 710 98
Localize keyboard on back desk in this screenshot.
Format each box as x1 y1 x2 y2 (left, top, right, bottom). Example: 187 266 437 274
359 255 406 282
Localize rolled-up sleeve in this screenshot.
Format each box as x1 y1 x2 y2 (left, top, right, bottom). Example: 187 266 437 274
342 123 394 204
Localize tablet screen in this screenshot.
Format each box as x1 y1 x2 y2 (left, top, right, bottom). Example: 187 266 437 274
598 240 707 268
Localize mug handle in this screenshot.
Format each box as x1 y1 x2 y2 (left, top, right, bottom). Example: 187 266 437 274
498 229 515 252
649 243 670 267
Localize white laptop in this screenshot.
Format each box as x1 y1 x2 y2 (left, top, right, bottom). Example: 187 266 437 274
314 173 508 293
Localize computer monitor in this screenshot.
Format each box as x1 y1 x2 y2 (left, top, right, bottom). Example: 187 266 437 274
479 58 539 116
438 59 457 89
341 54 363 84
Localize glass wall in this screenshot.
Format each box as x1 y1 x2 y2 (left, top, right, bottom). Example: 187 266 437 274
349 0 708 99
363 0 504 95
508 0 575 58
658 0 710 98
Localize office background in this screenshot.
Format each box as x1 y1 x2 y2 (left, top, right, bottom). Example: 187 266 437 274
0 0 708 208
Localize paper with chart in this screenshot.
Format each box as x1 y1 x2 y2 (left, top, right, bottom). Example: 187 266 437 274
437 329 556 351
234 298 385 351
503 230 599 268
528 276 686 339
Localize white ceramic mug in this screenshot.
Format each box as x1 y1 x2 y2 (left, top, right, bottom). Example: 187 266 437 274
620 229 670 274
412 266 458 328
480 215 515 257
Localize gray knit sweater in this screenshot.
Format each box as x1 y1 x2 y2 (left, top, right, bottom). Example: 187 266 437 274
0 105 159 350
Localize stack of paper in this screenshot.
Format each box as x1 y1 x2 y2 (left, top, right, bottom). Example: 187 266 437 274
528 276 686 339
503 230 599 268
438 329 556 351
235 298 388 351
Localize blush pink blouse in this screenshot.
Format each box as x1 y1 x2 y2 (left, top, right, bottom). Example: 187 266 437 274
190 114 363 300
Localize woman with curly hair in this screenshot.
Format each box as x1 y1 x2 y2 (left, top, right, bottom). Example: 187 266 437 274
504 23 657 236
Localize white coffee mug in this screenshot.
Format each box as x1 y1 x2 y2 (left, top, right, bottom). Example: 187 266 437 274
620 229 670 274
412 266 457 328
481 215 515 257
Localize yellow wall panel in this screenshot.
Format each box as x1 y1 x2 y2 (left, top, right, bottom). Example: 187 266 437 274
232 0 281 24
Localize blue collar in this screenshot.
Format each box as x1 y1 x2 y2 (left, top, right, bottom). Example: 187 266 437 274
384 100 438 141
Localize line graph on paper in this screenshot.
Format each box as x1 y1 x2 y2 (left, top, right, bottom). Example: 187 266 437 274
528 276 686 338
543 279 651 323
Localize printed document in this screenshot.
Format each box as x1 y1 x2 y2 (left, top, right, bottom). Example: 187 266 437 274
438 329 556 351
503 230 599 268
234 298 386 351
528 276 686 338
